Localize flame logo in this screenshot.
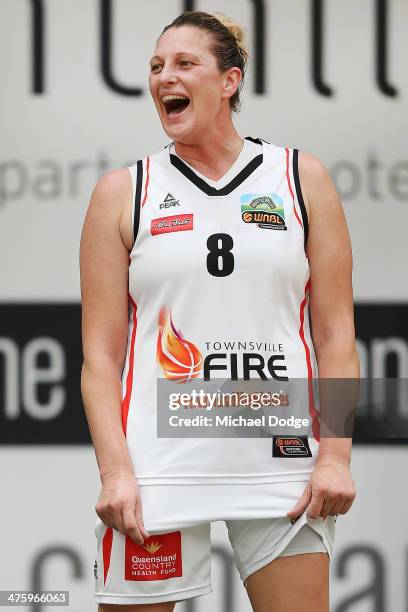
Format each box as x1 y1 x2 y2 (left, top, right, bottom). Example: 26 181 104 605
157 305 203 383
143 541 163 554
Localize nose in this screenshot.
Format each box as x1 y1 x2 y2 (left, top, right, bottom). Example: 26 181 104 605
158 63 178 84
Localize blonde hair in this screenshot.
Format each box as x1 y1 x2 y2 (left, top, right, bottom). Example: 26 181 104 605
161 11 249 112
213 12 249 64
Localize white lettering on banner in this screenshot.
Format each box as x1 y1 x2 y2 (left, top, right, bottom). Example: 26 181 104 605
0 337 65 420
0 339 19 418
356 338 408 418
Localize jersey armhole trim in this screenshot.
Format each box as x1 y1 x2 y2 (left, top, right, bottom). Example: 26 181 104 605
133 159 143 246
292 149 309 251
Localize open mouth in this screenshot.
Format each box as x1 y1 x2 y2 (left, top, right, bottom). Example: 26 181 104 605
162 95 191 117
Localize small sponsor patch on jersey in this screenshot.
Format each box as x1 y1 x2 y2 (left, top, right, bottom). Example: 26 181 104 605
241 193 287 230
124 531 182 581
272 435 312 457
151 214 193 236
159 193 180 209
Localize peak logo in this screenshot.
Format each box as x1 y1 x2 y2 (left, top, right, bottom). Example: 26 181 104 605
159 193 180 209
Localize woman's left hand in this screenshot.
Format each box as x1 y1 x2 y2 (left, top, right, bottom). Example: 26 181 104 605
286 455 356 521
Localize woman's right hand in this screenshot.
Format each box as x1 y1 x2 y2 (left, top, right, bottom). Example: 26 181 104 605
95 468 150 544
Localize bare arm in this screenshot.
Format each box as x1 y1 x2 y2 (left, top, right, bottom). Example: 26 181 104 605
80 167 148 542
301 152 360 464
288 152 359 521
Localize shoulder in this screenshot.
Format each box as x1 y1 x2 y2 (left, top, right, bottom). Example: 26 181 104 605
82 167 133 250
89 167 132 226
90 167 132 206
296 151 349 262
297 150 337 222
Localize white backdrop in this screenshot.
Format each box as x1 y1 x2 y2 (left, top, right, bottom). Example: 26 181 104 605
1 0 407 300
1 1 407 610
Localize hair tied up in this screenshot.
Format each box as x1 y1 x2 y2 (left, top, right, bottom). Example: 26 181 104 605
212 12 249 64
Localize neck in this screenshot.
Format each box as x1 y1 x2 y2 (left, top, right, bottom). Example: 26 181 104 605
173 123 244 181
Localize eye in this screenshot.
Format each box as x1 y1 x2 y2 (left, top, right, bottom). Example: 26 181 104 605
180 60 193 67
150 64 162 72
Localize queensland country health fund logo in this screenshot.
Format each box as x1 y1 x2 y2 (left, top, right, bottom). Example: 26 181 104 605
241 193 287 230
156 305 287 383
125 531 182 581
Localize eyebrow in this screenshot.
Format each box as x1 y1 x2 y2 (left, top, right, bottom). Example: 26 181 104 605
149 52 201 64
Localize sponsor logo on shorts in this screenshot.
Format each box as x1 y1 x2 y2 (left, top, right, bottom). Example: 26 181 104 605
124 531 182 581
241 193 287 230
93 559 98 580
159 193 181 209
151 213 193 236
272 435 312 457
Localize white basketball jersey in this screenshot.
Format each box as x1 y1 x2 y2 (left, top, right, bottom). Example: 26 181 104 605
122 137 320 526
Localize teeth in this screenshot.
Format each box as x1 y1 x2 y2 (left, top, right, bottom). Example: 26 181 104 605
161 95 189 103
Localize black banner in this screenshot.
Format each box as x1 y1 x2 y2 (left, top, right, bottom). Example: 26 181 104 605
0 303 90 444
0 303 407 445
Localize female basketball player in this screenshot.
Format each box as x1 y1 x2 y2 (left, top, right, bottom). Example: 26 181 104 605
80 11 359 612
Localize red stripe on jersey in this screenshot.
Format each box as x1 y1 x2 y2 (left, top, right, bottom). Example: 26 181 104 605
299 278 320 442
102 526 113 585
285 147 303 229
142 157 150 207
122 296 138 436
121 159 147 433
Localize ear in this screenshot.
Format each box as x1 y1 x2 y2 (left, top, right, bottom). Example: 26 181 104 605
222 67 242 101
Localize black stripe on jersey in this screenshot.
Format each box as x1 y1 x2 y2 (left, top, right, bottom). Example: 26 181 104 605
133 160 143 245
292 149 309 250
169 151 264 197
245 136 270 145
170 153 263 196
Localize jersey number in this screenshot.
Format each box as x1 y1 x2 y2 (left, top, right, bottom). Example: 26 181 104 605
206 233 234 277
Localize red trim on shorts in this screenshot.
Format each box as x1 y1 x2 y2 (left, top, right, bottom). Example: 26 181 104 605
102 527 113 585
285 147 303 229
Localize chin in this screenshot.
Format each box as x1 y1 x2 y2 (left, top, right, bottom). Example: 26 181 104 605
161 120 196 144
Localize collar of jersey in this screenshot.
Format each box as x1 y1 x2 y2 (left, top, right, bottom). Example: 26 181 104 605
168 137 264 196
